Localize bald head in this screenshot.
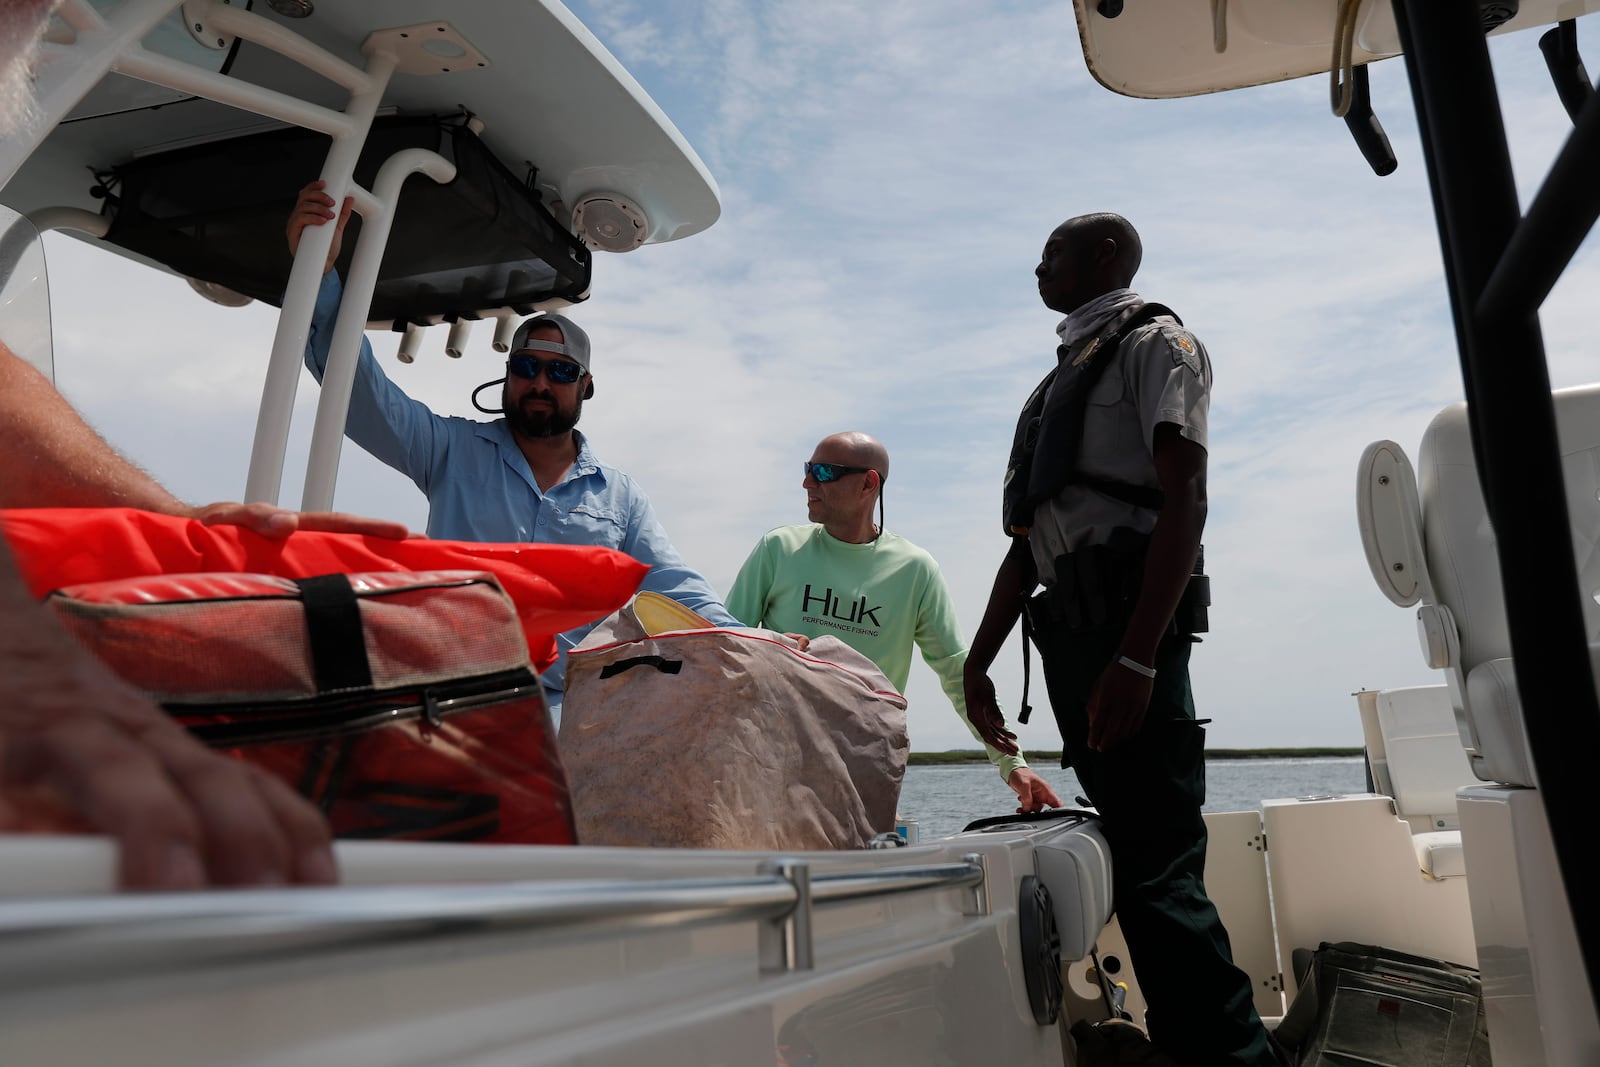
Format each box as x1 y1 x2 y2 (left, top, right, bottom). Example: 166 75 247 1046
1058 213 1142 284
816 431 888 485
804 431 889 543
1035 212 1143 314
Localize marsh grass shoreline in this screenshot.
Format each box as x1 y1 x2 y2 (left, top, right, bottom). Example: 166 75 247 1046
909 747 1362 766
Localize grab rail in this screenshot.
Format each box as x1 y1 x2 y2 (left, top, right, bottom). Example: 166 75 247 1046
810 860 985 907
0 857 989 989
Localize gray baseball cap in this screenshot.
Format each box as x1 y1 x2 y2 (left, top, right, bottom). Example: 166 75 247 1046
510 313 591 374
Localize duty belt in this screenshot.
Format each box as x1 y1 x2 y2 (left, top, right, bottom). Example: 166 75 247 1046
1024 582 1129 632
1014 539 1210 725
1025 557 1210 636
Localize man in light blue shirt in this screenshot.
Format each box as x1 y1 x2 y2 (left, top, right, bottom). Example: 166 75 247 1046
289 182 737 707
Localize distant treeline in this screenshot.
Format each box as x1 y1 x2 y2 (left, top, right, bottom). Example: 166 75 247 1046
909 747 1363 765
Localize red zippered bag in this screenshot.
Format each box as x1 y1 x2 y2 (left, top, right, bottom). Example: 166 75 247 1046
46 570 577 844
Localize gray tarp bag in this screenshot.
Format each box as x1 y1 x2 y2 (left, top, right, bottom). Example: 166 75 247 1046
1274 941 1492 1066
560 592 910 850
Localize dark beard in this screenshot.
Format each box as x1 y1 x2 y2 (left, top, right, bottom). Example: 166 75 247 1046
503 382 581 439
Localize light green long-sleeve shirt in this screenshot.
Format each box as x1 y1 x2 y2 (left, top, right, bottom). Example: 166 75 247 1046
727 524 1025 783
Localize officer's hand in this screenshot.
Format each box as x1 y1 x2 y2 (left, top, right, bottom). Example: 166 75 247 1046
1085 658 1154 751
286 180 354 275
962 665 1019 755
1007 767 1061 813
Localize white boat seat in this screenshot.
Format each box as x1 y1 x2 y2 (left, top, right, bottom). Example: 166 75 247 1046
1033 818 1114 962
1464 658 1535 787
1460 646 1600 790
1356 384 1600 789
1355 685 1475 882
1363 685 1475 831
1413 830 1466 880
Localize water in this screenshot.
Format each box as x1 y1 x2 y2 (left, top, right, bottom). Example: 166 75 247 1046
898 757 1368 841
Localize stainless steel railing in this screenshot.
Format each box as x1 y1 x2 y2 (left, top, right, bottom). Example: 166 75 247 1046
0 856 989 989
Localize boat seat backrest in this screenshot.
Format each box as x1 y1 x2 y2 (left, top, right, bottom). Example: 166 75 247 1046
1361 686 1474 830
1415 405 1510 672
1357 438 1490 779
1379 384 1600 788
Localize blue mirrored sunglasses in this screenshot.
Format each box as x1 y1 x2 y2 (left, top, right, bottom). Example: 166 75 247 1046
804 461 872 483
508 353 584 384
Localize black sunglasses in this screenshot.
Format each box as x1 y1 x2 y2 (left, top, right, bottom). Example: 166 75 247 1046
508 353 584 384
804 461 872 483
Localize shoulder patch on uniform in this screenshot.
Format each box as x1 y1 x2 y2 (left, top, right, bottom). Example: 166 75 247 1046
1161 325 1202 375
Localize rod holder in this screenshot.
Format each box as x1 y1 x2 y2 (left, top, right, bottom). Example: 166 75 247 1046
445 317 471 358
962 852 990 916
492 313 518 353
396 322 423 364
757 859 813 973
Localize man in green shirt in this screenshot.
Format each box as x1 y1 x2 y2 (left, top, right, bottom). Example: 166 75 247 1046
728 431 1061 812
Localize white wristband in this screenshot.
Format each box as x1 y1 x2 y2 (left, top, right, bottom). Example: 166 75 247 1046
1116 654 1157 679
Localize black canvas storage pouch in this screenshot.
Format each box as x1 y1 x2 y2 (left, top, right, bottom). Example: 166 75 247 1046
100 114 590 325
1275 941 1491 1067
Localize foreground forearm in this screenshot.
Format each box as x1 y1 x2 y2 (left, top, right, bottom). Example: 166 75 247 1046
1 349 191 514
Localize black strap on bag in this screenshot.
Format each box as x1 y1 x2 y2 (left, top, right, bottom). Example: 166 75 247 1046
294 573 374 694
599 655 685 679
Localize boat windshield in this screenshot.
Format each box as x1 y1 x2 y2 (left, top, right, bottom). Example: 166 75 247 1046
0 207 52 381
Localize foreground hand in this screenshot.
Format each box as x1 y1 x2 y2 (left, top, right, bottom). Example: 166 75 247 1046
192 501 412 541
780 632 811 652
2 623 338 890
1085 658 1154 751
1008 767 1061 814
962 665 1019 755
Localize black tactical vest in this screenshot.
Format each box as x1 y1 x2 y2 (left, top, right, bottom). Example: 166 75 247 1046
1002 303 1179 536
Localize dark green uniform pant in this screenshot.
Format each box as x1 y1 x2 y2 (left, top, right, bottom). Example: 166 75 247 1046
1031 621 1277 1067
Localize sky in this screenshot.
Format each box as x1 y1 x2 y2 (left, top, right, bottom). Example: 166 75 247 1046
31 2 1600 758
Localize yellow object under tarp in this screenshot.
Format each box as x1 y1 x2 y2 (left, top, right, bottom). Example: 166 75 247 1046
631 590 713 636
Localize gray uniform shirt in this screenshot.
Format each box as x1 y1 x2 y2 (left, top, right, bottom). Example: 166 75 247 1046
1027 308 1212 585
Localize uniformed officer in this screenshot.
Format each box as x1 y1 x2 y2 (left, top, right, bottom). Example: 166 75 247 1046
962 213 1279 1066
